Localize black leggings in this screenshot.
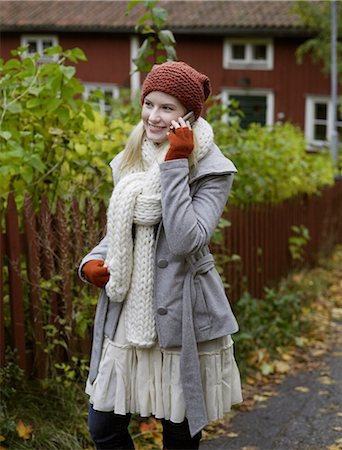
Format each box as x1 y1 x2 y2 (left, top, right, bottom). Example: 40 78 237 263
88 405 202 450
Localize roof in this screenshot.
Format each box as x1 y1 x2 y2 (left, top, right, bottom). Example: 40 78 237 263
0 0 312 36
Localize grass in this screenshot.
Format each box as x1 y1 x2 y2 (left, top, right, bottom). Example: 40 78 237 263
0 371 93 450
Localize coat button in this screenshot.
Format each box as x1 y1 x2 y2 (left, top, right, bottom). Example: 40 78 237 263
157 307 168 315
157 259 168 268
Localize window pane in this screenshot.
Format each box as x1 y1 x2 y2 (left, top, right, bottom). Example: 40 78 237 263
337 106 342 122
27 41 37 53
42 40 54 49
232 44 245 60
252 45 267 61
315 103 327 120
314 124 327 140
230 95 267 128
104 90 113 103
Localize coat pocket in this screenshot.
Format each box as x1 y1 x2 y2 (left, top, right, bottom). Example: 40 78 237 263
193 278 211 332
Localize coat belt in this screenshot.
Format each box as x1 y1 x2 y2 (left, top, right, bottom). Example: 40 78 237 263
180 253 215 437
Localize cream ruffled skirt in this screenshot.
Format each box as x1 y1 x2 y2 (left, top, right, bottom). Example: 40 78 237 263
86 313 243 423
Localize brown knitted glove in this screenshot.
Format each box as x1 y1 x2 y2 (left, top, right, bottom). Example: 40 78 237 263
82 259 109 288
165 127 194 161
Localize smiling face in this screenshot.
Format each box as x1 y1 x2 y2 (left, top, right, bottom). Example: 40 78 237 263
141 91 187 144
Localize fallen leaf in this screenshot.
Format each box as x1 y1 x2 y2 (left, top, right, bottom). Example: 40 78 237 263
319 376 335 385
227 432 239 438
246 376 256 385
318 390 329 396
332 308 342 320
294 386 310 393
337 412 342 417
295 336 308 347
242 447 259 450
333 427 342 432
274 360 291 374
139 422 157 433
16 421 33 440
260 362 274 375
253 394 269 402
262 390 278 397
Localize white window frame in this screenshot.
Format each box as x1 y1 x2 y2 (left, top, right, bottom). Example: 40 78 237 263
221 88 274 126
83 83 120 114
223 38 274 70
21 35 59 61
305 95 341 147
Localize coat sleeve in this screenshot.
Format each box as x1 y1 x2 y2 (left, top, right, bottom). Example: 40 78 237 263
78 152 124 281
159 158 234 256
78 235 109 282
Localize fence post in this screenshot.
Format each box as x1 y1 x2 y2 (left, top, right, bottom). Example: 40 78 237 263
55 198 75 354
24 196 47 378
0 206 5 367
5 193 27 371
39 196 59 325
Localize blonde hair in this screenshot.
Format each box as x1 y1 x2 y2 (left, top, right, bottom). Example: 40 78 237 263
119 121 145 175
119 120 199 176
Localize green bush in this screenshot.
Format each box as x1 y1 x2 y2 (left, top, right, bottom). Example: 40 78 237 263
206 99 335 205
0 46 135 210
233 265 330 377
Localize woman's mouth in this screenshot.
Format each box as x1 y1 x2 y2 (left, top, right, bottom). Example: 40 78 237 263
148 123 165 131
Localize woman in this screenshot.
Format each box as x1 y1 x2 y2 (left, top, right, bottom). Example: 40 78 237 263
79 61 242 450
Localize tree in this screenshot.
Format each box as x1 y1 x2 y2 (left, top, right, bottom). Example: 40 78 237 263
127 0 177 73
293 0 342 79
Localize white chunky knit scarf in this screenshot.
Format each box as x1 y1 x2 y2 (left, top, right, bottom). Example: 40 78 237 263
105 118 214 347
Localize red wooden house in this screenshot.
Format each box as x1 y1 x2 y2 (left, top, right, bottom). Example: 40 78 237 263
0 0 340 148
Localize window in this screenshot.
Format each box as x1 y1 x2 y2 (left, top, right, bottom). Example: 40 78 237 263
223 38 274 70
83 83 120 115
21 35 59 61
305 96 342 146
221 89 274 128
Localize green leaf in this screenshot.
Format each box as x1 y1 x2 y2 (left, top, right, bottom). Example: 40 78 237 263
135 12 153 28
46 98 62 113
158 30 176 46
60 66 76 80
143 0 158 9
151 6 168 28
44 45 63 57
133 39 153 72
0 148 24 160
21 166 34 183
56 106 70 124
4 59 21 71
64 47 87 62
0 131 12 140
141 25 155 34
7 102 23 113
26 154 46 172
165 45 177 61
126 0 141 12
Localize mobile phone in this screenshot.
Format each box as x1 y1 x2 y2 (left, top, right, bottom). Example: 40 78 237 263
182 111 196 126
170 111 196 131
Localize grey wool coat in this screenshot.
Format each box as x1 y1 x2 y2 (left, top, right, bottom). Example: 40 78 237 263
79 143 239 437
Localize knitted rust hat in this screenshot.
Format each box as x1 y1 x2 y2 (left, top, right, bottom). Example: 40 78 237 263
141 61 212 120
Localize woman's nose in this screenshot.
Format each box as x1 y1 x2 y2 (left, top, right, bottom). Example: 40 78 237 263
149 108 160 122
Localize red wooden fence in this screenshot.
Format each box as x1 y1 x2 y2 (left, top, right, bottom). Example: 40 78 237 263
1 180 342 377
